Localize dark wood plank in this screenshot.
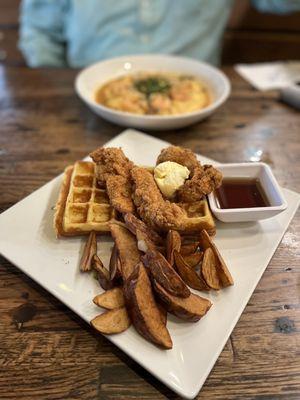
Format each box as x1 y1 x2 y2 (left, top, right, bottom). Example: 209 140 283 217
0 66 299 400
0 0 20 27
222 30 300 63
0 28 25 66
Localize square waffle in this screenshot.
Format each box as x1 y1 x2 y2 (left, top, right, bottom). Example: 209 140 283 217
54 161 117 236
177 200 216 236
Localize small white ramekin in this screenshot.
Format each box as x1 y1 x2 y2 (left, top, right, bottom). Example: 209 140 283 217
208 162 287 222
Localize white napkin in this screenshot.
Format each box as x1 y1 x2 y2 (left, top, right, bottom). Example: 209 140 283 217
235 61 300 91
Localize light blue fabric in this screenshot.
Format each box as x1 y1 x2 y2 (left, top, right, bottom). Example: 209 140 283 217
19 0 300 68
251 0 300 14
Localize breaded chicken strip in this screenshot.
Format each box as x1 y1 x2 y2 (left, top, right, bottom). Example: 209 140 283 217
177 165 222 203
106 175 135 214
156 146 199 173
156 145 222 202
131 166 186 232
90 147 133 186
90 147 135 213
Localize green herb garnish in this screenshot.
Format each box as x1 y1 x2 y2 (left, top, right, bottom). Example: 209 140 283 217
134 77 171 96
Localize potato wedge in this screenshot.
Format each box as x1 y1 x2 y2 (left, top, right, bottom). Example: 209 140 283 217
180 242 199 256
181 234 199 243
124 213 163 245
110 222 142 281
153 280 212 322
201 248 221 290
80 231 97 272
91 307 130 334
93 255 114 290
93 287 125 310
200 230 233 287
135 229 166 255
166 230 181 266
142 249 190 298
109 244 122 283
124 262 172 349
157 303 167 326
136 229 156 253
182 252 203 268
174 251 210 291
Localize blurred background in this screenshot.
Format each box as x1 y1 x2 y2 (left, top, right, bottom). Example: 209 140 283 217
1 0 300 67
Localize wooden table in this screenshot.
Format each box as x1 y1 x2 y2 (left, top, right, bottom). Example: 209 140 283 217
0 66 299 400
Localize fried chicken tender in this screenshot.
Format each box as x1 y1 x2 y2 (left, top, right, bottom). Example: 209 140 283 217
90 147 135 214
106 175 135 213
177 165 223 203
156 145 222 202
131 166 186 232
90 147 134 185
156 146 199 173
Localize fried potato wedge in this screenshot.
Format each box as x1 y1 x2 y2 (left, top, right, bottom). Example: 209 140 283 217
124 263 172 349
136 229 156 253
157 303 167 326
153 280 212 322
180 242 199 256
135 229 166 255
201 248 221 290
142 249 190 298
166 230 181 266
93 255 114 290
124 213 163 245
174 251 210 291
93 287 125 310
109 244 122 283
181 234 200 243
91 307 131 334
182 252 203 268
200 230 233 287
80 231 97 272
110 222 142 281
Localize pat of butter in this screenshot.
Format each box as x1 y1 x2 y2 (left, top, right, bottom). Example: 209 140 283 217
154 161 190 199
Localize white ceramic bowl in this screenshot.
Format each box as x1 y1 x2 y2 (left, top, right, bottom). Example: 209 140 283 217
75 54 231 131
208 162 287 222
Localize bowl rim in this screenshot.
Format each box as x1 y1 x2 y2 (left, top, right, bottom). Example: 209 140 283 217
208 162 288 216
75 54 231 120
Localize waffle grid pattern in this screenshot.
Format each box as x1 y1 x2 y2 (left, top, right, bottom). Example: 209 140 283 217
63 161 115 232
177 199 215 234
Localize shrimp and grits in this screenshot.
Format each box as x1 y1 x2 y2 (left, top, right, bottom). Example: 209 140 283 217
95 72 211 116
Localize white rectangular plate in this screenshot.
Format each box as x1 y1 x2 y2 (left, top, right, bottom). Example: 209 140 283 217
0 129 299 399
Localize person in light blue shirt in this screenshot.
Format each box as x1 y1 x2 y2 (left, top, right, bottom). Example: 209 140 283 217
19 0 300 68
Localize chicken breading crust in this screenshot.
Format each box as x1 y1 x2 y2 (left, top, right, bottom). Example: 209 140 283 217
131 166 186 232
106 175 135 214
156 145 199 173
90 147 135 213
90 147 133 185
156 145 222 202
177 165 223 203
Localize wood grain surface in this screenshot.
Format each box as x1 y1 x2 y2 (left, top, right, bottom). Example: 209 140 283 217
0 66 299 400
